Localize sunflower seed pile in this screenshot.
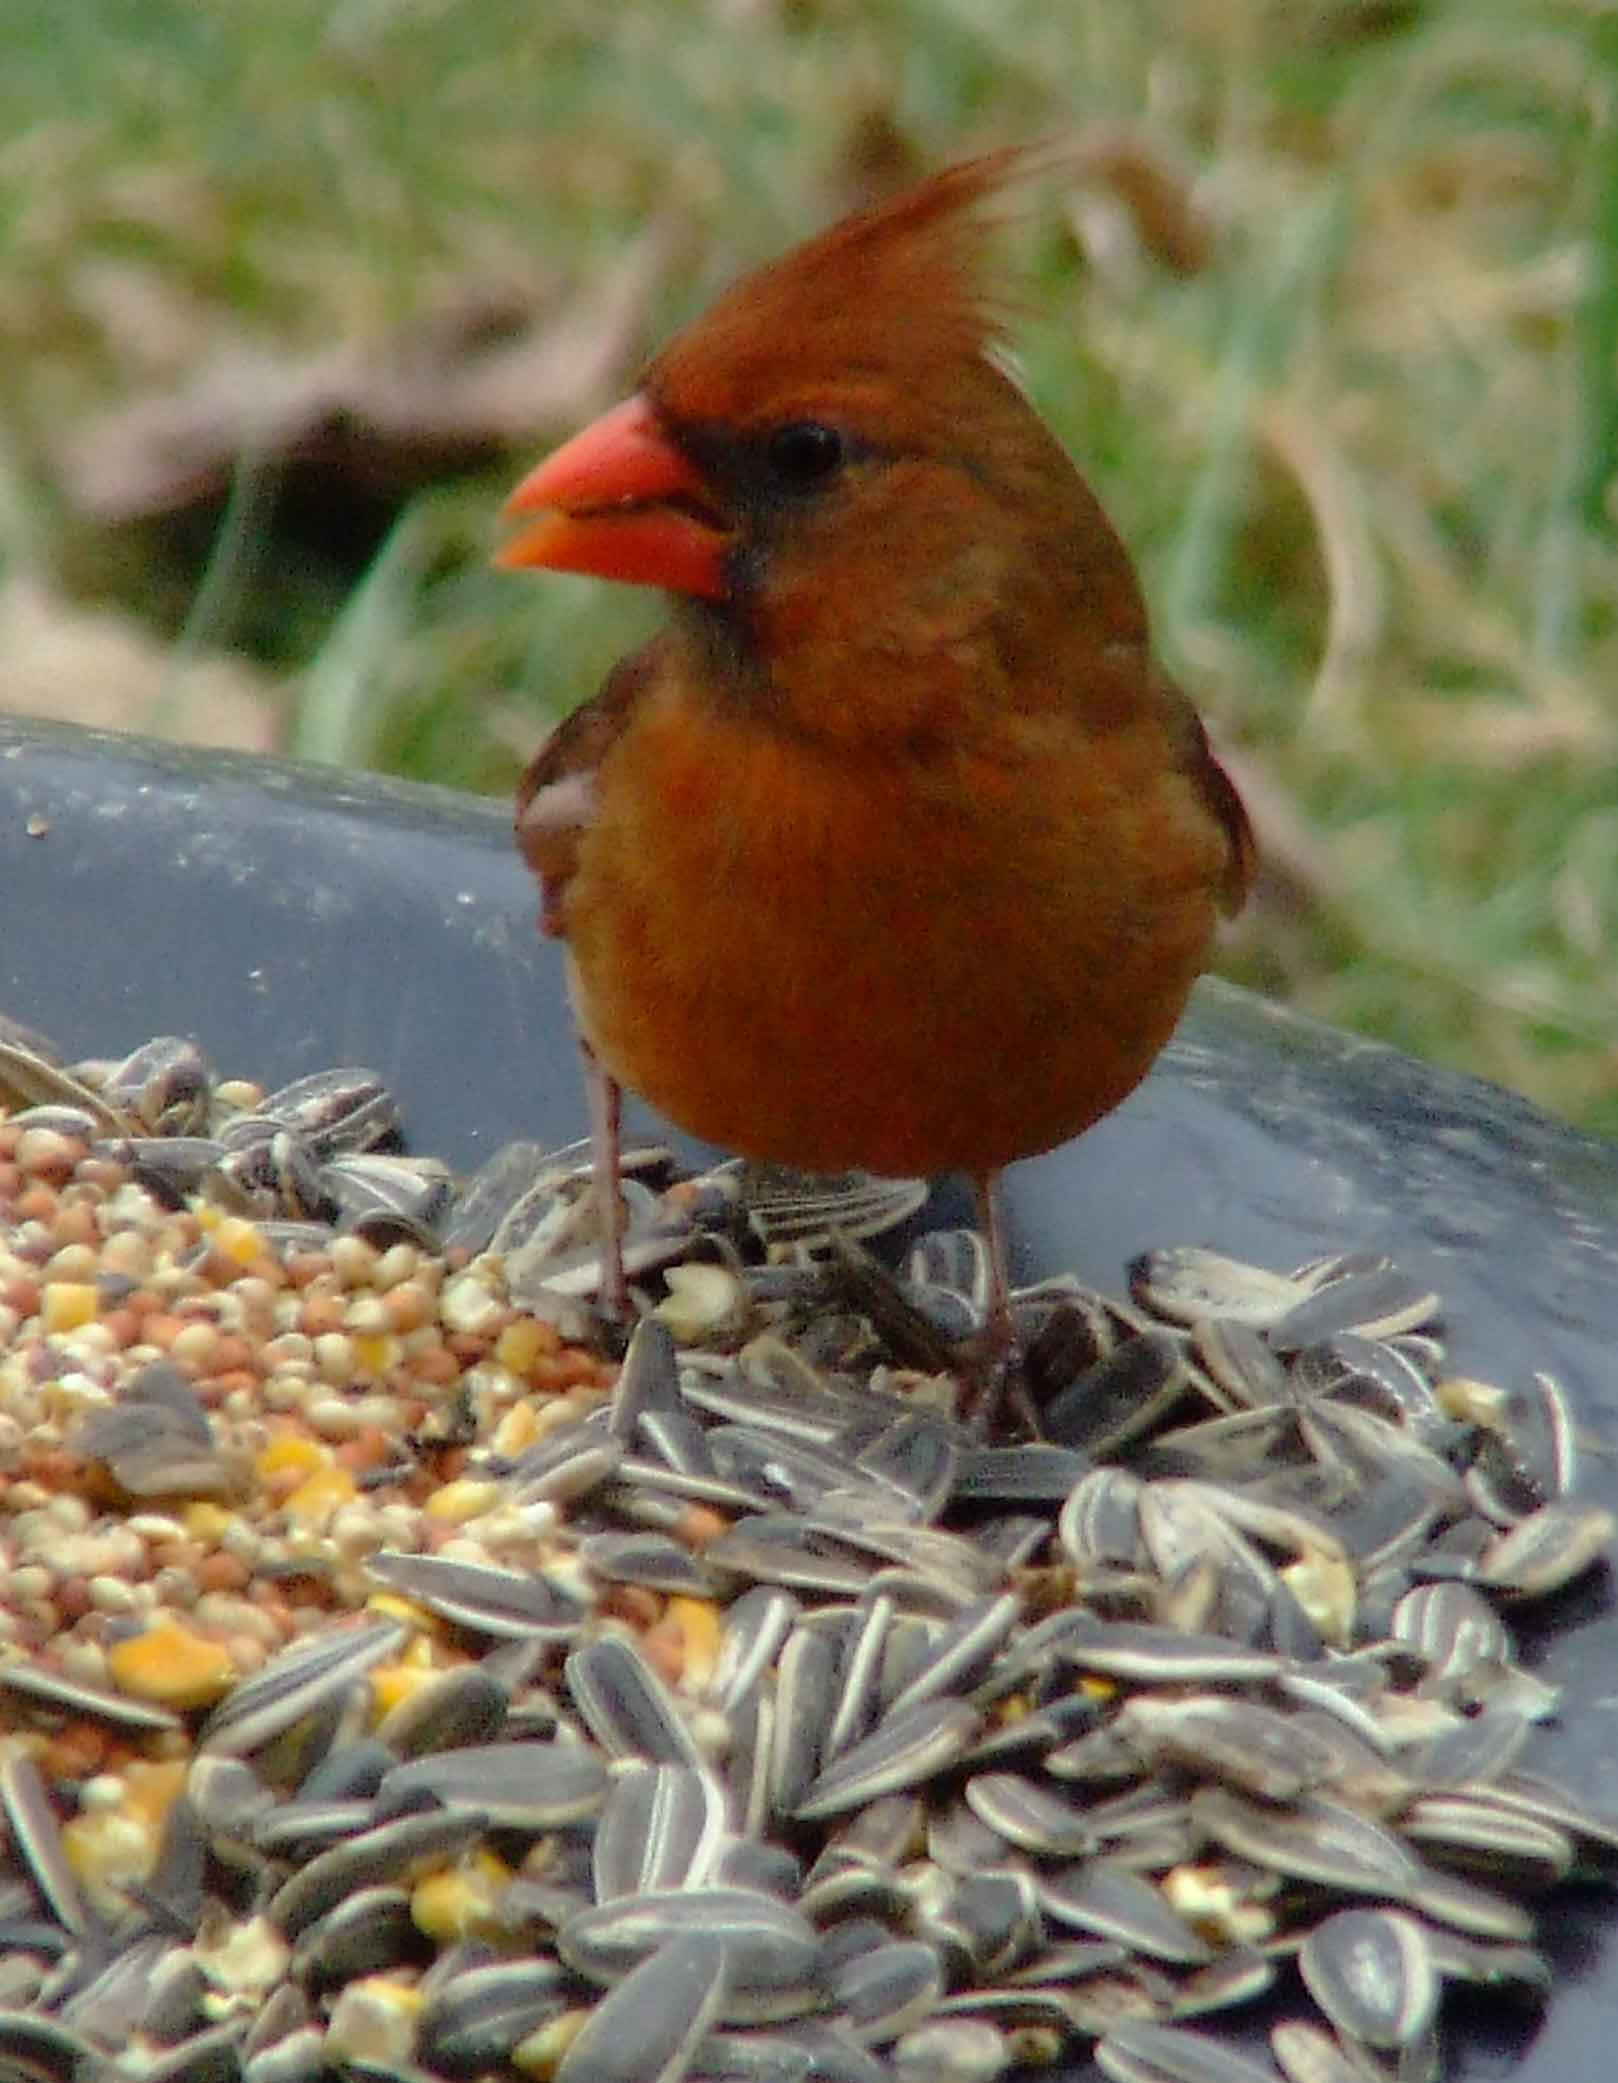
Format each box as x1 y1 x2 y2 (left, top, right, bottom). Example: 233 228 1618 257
1 1016 1615 2083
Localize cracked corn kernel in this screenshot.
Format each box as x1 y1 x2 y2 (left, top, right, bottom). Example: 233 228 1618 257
120 1757 189 1831
664 1595 724 1690
192 1911 291 1996
62 1803 158 1916
106 1618 236 1707
326 1976 424 2064
654 1261 749 1344
424 1477 503 1524
41 1282 98 1333
281 1462 358 1526
490 1400 545 1456
364 1591 441 1635
1164 1862 1277 1945
512 2009 590 2079
370 1664 440 1717
1282 1552 1357 1647
410 1847 513 1942
256 1431 330 1480
369 1635 441 1717
211 1215 269 1266
64 1761 185 1915
353 1333 399 1377
439 1273 505 1336
495 1316 556 1375
182 1501 234 1542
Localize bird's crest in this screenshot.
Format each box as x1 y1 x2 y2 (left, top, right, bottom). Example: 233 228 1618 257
646 146 1057 422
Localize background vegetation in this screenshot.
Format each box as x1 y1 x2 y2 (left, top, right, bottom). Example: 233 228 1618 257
2 0 1615 1133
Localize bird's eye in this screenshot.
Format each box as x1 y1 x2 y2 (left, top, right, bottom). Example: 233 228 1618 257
766 421 844 489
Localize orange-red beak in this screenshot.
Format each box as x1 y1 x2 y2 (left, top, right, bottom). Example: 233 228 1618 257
496 394 729 600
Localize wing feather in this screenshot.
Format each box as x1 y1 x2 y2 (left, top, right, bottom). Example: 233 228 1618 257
515 638 666 937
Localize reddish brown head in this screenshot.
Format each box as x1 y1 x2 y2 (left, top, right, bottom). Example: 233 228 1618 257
498 147 1153 751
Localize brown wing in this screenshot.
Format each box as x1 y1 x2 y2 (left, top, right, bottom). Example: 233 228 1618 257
515 637 666 938
1154 671 1256 919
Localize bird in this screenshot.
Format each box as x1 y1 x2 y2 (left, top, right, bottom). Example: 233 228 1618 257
496 146 1253 1425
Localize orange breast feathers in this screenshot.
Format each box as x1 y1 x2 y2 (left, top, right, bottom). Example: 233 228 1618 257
549 670 1231 1181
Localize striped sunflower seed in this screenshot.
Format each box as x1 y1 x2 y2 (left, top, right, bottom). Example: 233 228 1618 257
1096 2017 1287 2082
1298 1908 1437 2051
553 1932 729 2083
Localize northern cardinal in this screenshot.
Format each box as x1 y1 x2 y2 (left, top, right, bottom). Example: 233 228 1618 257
498 148 1252 1420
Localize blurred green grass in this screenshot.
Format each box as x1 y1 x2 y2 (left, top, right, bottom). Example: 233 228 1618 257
1 0 1615 1132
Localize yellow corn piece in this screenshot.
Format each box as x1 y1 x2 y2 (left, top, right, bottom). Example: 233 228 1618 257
107 1620 236 1708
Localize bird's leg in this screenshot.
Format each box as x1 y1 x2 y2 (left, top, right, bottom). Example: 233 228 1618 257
580 1035 629 1322
976 1169 1015 1362
964 1169 1043 1439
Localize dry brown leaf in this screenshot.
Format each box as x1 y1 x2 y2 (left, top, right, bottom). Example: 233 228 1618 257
58 228 677 525
1071 124 1215 277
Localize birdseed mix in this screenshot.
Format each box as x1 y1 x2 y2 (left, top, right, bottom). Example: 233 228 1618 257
0 1017 1614 2083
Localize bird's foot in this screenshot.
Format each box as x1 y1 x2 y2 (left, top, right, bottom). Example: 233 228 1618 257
959 1334 1045 1442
